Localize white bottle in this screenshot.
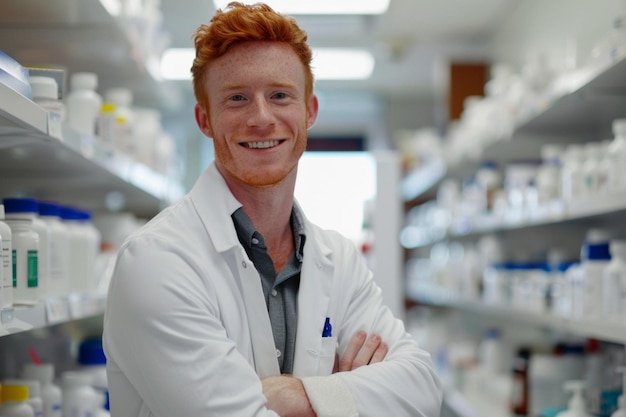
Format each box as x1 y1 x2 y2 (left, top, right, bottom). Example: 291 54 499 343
0 383 35 417
610 367 626 417
555 381 592 417
580 230 611 320
603 240 626 321
77 338 108 411
60 207 90 294
608 119 626 192
29 76 65 141
61 372 97 417
3 198 40 306
104 88 134 155
0 205 13 309
65 72 102 137
561 144 585 202
4 199 49 302
22 363 62 417
37 202 70 298
3 380 42 417
536 144 564 205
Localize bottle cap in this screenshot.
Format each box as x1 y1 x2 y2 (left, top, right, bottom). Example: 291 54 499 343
2 197 38 214
78 338 107 366
105 88 133 107
582 242 611 261
70 72 98 91
38 201 61 217
3 379 39 398
30 76 59 100
1 383 29 402
22 363 55 385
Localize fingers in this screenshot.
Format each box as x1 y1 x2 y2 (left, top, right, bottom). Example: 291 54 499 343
338 331 388 372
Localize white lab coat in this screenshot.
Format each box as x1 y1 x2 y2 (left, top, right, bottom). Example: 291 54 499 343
103 162 442 417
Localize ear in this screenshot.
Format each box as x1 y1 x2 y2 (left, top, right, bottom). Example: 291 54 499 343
194 103 213 138
306 94 319 129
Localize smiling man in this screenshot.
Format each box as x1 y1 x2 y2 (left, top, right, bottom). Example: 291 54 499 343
102 2 442 417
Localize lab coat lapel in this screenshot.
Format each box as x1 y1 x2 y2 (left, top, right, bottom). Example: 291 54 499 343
190 163 280 378
292 225 335 377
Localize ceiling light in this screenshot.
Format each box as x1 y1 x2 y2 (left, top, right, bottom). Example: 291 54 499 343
160 47 374 81
313 48 374 80
212 0 390 15
160 48 195 80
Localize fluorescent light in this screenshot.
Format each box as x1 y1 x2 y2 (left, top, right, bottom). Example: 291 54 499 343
160 48 195 80
213 0 390 15
312 48 374 80
160 47 375 81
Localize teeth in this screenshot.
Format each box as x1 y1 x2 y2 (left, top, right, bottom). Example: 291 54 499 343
245 140 280 149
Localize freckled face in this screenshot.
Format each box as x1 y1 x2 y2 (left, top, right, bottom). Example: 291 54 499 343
195 41 318 188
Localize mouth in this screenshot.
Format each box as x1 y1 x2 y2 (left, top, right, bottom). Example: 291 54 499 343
241 140 284 149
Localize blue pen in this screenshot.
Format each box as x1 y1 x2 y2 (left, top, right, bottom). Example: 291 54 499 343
322 317 332 337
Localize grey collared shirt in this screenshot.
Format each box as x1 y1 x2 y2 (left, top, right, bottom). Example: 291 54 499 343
232 205 306 374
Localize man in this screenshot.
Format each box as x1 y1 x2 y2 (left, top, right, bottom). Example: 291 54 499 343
102 2 442 416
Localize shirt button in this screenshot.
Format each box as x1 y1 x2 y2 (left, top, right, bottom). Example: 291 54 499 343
241 261 247 268
276 349 281 358
251 237 259 245
271 289 278 297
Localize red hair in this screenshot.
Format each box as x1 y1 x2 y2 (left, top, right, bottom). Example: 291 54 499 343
191 2 314 108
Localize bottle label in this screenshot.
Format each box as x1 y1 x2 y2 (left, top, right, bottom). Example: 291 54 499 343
28 250 38 288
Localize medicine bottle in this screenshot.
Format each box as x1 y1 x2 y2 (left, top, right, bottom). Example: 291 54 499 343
22 363 62 417
510 347 531 416
104 88 134 155
0 383 35 417
0 204 12 309
4 198 49 302
3 379 42 417
65 72 102 137
580 230 611 320
29 76 64 141
77 337 109 411
37 202 70 298
603 239 626 321
60 207 99 294
61 371 97 417
608 119 626 192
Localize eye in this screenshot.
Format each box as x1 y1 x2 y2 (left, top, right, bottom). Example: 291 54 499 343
272 92 287 99
230 94 245 102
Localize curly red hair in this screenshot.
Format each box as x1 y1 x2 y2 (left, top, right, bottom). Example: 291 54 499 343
191 2 314 108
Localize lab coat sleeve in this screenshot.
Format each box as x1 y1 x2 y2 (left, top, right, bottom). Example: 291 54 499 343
103 234 279 417
301 232 442 417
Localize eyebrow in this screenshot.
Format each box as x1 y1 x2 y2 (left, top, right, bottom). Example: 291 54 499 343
219 81 298 92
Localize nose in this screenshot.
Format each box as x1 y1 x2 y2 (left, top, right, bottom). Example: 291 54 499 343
247 95 275 129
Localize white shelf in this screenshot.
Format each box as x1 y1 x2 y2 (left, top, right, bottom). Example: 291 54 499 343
401 158 447 201
0 293 106 337
0 82 184 218
410 290 626 345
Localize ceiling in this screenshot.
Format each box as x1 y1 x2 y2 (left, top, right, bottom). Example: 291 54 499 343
160 0 519 103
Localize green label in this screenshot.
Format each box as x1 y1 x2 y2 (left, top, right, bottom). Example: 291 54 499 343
27 250 38 288
12 249 16 287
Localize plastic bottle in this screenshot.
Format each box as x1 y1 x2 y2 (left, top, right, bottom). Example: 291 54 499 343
77 338 108 411
561 144 585 202
475 161 501 213
510 347 531 416
608 119 626 192
65 72 102 137
4 198 49 302
37 202 70 298
478 328 504 376
104 88 134 155
588 16 626 69
610 367 626 417
61 372 97 417
59 207 93 294
555 380 592 417
536 144 564 205
29 76 64 141
602 239 626 321
0 383 34 417
579 229 611 320
21 363 62 417
2 198 40 306
3 380 42 417
0 205 13 309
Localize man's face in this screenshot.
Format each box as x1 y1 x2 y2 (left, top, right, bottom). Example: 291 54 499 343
196 41 318 188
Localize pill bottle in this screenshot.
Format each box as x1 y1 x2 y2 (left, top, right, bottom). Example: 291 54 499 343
603 239 626 321
0 383 34 417
3 379 42 417
29 76 64 141
0 204 11 309
61 371 97 417
37 202 70 298
4 198 49 302
65 72 102 137
2 198 40 306
22 363 62 417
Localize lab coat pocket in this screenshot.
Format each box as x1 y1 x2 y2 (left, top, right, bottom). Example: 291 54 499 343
318 336 338 375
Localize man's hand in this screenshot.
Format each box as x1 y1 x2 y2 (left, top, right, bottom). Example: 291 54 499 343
262 375 316 417
334 331 388 372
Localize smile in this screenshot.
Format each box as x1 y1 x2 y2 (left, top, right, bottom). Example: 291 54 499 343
242 140 282 149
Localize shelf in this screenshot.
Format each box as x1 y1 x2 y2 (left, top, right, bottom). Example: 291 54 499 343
401 158 447 201
409 289 626 345
0 293 106 336
0 82 184 218
0 0 174 109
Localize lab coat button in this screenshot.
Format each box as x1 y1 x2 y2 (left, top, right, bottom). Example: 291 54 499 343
241 261 247 268
276 349 281 358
